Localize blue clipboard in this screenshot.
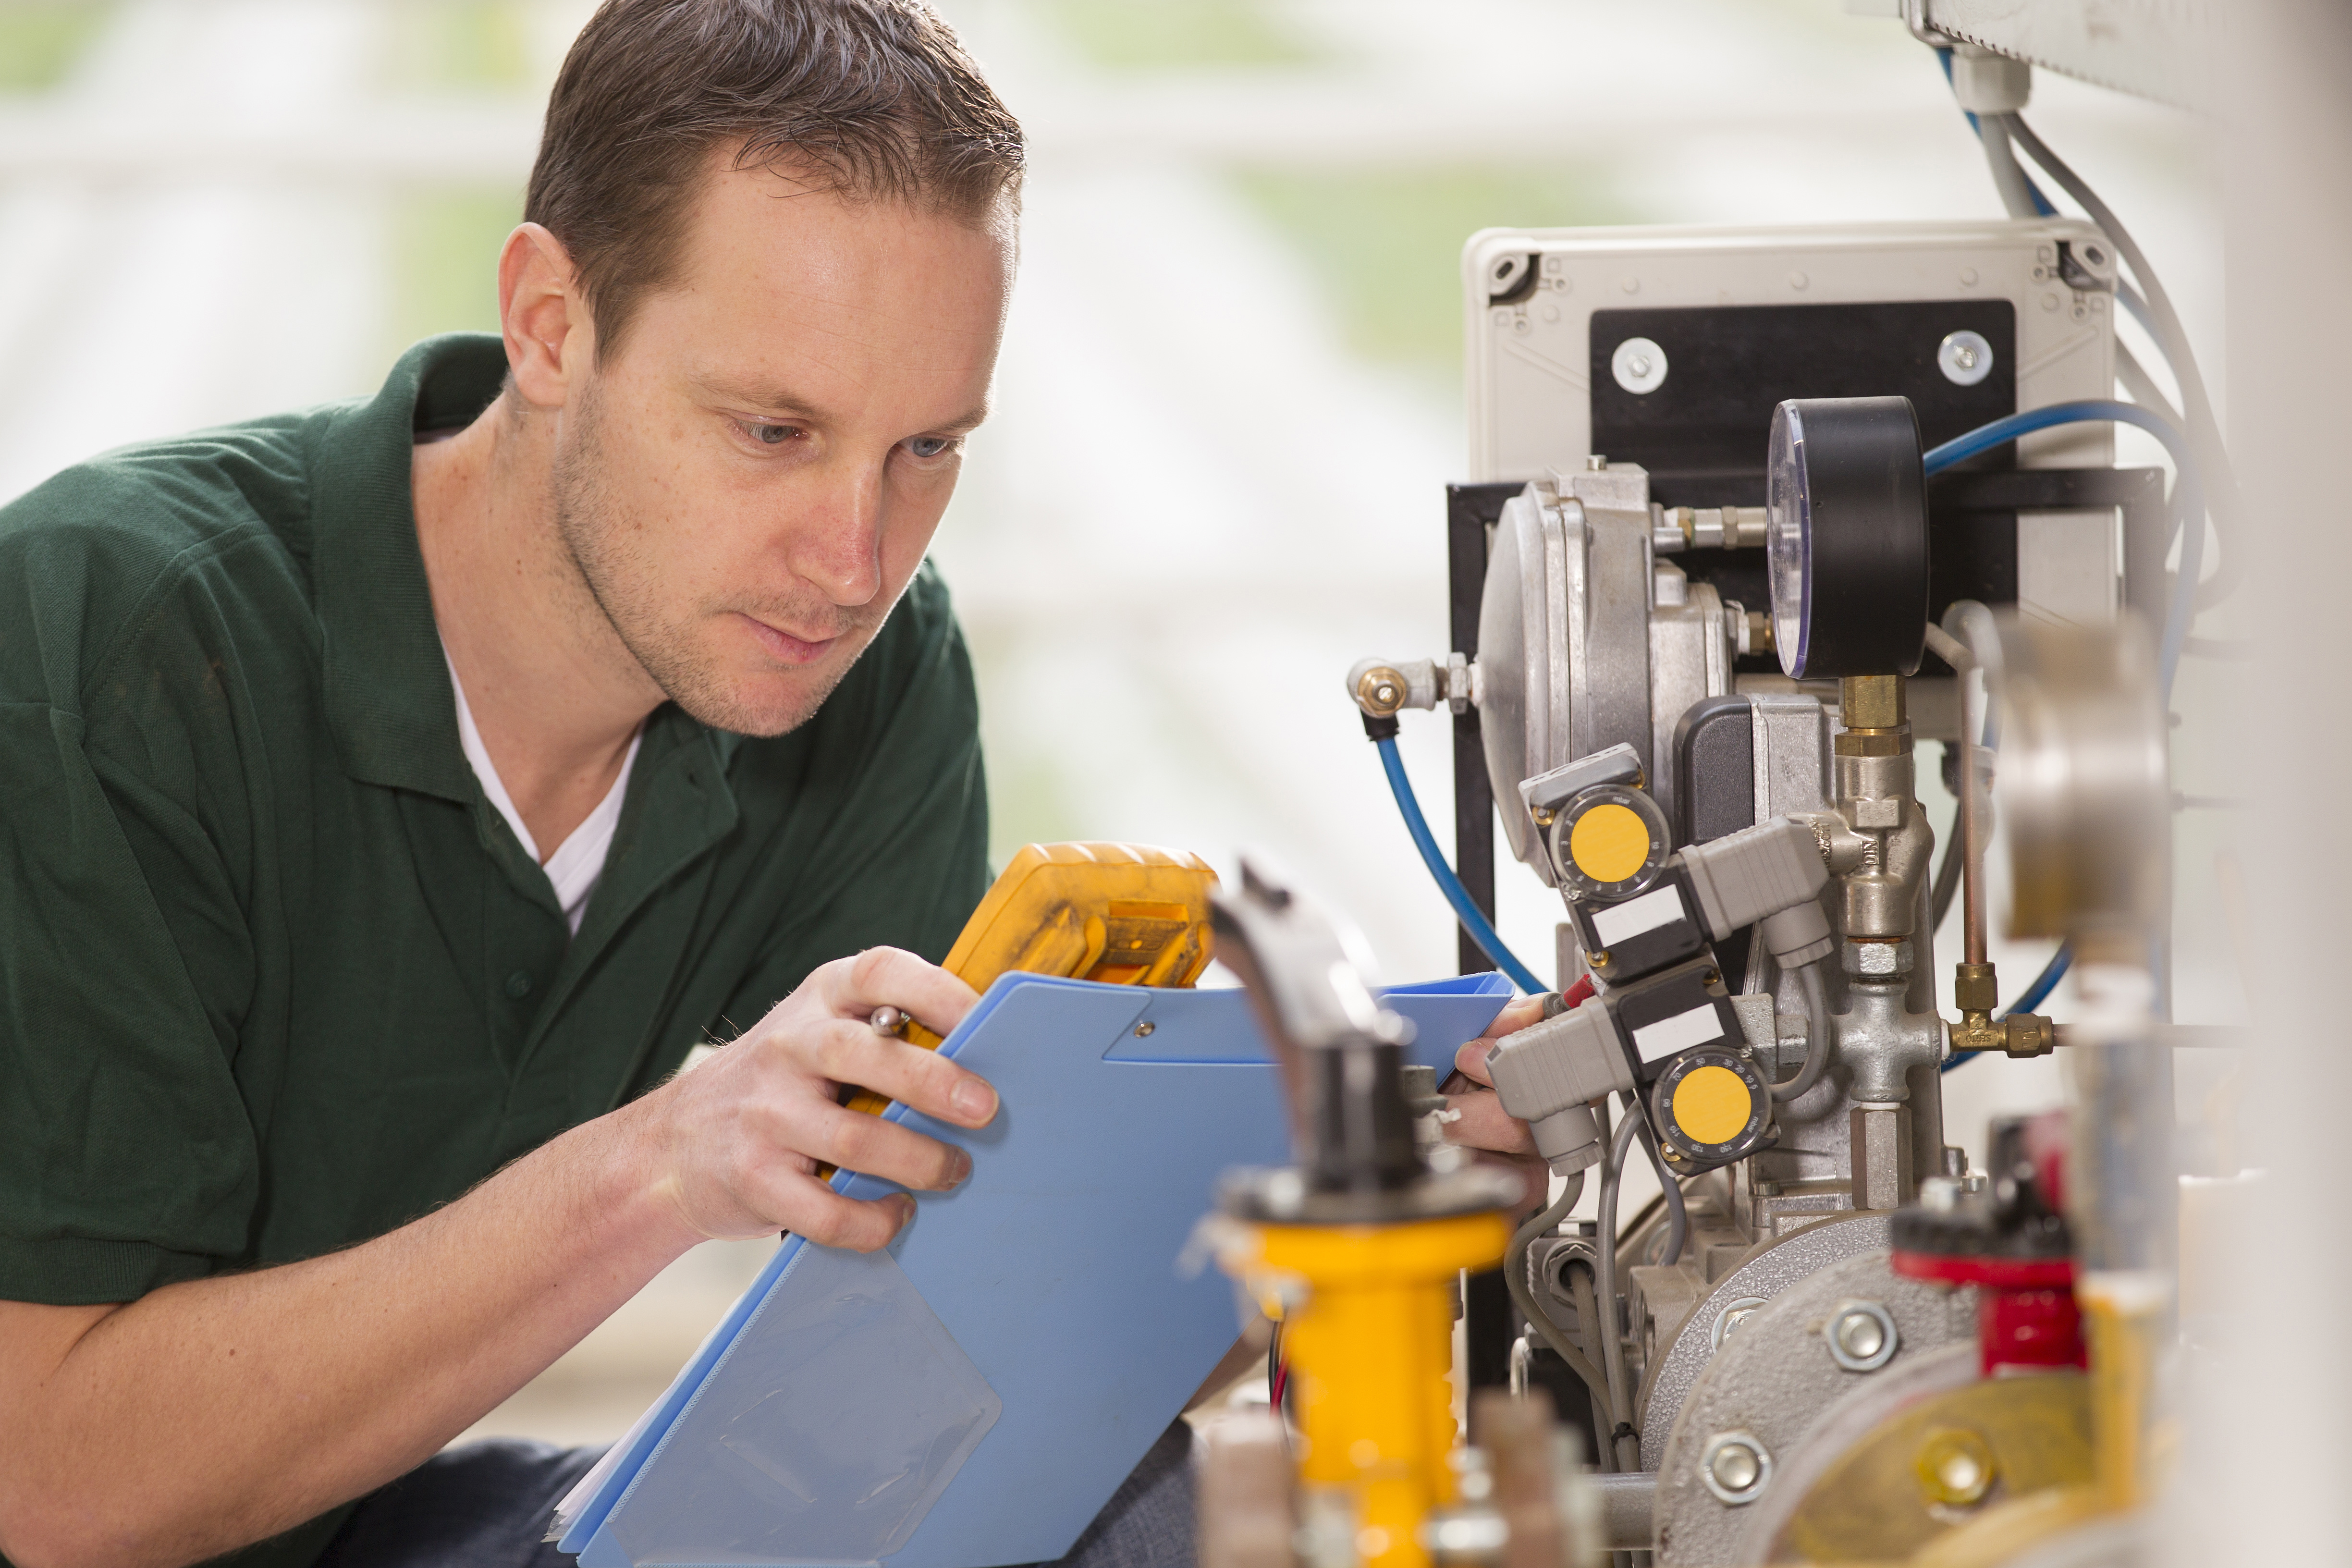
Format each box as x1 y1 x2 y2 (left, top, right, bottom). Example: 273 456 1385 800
555 971 1514 1568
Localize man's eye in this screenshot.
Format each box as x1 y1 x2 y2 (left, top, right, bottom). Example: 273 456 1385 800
743 421 798 446
906 435 956 460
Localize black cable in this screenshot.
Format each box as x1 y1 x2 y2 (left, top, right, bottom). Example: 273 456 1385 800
1931 772 1964 934
1266 1319 1280 1413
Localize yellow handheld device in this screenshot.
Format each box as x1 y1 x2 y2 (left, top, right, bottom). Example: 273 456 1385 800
837 841 1218 1123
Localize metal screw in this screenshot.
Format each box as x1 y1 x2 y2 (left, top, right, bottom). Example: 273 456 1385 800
1610 337 1667 395
1134 1021 1155 1037
1939 329 1995 387
1700 1432 1772 1505
1825 1299 1900 1372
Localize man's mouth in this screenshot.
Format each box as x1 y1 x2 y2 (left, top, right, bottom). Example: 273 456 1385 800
737 611 845 666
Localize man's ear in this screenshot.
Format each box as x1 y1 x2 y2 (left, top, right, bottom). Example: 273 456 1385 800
499 222 596 408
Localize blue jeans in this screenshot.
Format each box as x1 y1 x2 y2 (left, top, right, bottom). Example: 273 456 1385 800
314 1419 1197 1568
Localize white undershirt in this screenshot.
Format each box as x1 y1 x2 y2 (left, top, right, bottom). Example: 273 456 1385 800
444 649 642 936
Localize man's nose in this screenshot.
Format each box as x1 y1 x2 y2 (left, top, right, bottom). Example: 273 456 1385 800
787 456 886 607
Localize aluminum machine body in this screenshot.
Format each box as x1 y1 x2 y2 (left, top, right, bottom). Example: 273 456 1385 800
1202 23 2214 1568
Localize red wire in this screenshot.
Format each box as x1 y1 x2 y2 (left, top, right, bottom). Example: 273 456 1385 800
1272 1360 1288 1410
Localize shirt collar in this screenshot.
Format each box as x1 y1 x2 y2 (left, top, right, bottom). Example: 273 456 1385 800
310 333 508 801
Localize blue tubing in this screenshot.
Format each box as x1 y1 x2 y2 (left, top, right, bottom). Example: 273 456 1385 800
1374 736 1545 995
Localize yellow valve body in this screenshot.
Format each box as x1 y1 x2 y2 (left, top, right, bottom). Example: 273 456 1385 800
1250 1212 1511 1568
833 841 1215 1125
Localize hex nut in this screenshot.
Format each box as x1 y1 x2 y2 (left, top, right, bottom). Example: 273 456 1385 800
1355 666 1408 718
1709 1296 1769 1352
1841 940 1913 979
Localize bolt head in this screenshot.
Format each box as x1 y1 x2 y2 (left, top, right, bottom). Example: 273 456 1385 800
1711 1444 1759 1493
1824 1299 1900 1371
1699 1431 1772 1504
1914 1427 1997 1507
1835 1311 1885 1361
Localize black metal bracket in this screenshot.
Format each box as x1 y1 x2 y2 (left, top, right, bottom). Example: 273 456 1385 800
1928 466 2172 623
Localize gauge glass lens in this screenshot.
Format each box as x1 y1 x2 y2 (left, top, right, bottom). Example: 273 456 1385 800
1765 403 1809 676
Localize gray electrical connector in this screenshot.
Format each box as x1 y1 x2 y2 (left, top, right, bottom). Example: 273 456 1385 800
1678 816 1837 966
1519 742 1644 822
1680 817 1827 933
1485 997 1635 1174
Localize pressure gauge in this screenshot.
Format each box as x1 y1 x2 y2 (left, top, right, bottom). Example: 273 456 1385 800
1650 1048 1773 1167
1549 784 1672 902
1764 396 1931 678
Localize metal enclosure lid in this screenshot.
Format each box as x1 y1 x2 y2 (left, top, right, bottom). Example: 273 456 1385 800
1462 219 2122 636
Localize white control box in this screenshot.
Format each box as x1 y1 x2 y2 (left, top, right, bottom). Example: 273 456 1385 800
1462 220 2122 632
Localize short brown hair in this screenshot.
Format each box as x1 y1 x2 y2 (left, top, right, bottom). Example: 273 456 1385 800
526 0 1024 360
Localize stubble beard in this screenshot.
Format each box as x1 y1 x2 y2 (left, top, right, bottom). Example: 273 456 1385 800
551 373 882 738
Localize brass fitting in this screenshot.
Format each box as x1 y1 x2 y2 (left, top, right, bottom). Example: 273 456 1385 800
1834 674 1909 757
1948 959 2058 1055
1948 1008 2057 1058
1355 665 1408 718
1953 961 1997 1014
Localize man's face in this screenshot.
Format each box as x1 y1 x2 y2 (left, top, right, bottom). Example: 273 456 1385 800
552 159 1013 736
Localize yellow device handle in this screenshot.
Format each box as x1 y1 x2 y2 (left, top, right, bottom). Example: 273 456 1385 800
829 841 1218 1136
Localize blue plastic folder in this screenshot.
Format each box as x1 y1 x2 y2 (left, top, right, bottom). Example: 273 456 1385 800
554 971 1515 1568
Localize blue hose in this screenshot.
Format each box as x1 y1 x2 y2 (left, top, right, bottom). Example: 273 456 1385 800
1930 400 2201 1070
1374 735 1545 995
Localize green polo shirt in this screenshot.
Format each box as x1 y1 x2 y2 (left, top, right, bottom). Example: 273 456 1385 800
0 335 990 1563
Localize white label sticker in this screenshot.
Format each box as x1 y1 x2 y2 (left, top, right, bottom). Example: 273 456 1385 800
1592 886 1684 947
1632 1003 1726 1063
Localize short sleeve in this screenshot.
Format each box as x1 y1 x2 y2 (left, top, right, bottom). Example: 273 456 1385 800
0 700 259 1303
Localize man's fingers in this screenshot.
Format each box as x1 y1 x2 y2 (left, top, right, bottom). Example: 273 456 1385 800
1454 1039 1497 1088
783 1098 975 1193
1441 1089 1537 1156
805 1018 999 1128
1481 995 1548 1040
822 946 982 1038
766 1176 917 1253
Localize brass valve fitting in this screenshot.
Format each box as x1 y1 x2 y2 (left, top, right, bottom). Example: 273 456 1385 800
1947 960 2057 1058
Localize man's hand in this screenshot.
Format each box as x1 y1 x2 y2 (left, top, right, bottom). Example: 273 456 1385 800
1439 995 1544 1180
630 946 998 1252
0 946 1003 1568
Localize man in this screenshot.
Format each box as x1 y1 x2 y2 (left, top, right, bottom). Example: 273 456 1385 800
0 3 1550 1565
0 2 1074 1564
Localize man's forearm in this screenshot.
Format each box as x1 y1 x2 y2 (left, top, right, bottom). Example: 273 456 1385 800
0 1101 698 1568
0 948 994 1568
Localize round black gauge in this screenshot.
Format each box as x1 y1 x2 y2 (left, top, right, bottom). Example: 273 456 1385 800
1765 396 1930 678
